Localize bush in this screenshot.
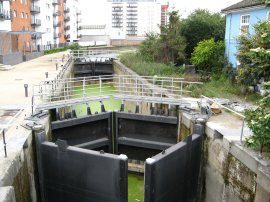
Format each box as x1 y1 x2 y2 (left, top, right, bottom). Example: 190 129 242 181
44 43 80 55
191 38 225 74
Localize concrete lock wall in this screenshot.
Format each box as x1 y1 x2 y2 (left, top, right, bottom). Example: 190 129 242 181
179 112 270 202
113 60 176 115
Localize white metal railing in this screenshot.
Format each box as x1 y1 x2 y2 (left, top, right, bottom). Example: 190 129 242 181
32 75 203 111
201 95 246 143
0 108 24 157
70 50 118 60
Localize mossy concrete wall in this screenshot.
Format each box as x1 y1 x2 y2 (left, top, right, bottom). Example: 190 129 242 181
179 112 270 202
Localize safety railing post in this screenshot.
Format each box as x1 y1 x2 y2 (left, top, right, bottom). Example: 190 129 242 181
2 129 7 157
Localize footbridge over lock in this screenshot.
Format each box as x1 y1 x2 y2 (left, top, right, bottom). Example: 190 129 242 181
71 49 117 77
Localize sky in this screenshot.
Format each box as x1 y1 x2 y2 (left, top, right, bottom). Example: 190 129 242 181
79 0 241 25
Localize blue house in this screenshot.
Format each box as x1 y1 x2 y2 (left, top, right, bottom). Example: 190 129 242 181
222 0 270 68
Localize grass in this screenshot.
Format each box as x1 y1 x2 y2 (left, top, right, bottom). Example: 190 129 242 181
128 173 144 202
73 84 122 116
119 52 185 77
119 52 263 104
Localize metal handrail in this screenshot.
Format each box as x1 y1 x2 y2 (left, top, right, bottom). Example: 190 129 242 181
33 74 203 111
201 95 246 143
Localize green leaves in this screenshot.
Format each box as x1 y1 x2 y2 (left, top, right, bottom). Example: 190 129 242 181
191 38 225 74
244 95 270 153
181 9 225 58
139 11 186 64
237 20 270 86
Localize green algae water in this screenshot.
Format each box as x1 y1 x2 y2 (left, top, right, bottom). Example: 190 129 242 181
73 83 122 116
128 173 144 202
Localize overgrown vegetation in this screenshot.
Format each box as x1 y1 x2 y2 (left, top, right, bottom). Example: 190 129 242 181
237 20 270 90
139 11 186 64
181 9 225 59
120 52 185 77
44 43 80 55
191 38 225 76
244 83 270 154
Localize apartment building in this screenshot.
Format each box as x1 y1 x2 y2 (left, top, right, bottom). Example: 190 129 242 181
107 0 161 39
10 0 32 53
65 0 80 43
0 0 12 56
161 3 168 26
0 0 12 30
1 0 80 51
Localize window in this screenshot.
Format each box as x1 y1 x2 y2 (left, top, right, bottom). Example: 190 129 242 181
240 15 250 34
267 11 270 20
25 13 28 19
20 0 23 4
25 0 27 5
13 10 17 18
46 16 50 21
26 42 30 48
26 27 29 31
46 28 51 33
21 12 24 18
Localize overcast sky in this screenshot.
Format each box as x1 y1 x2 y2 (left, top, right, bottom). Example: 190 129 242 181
79 0 241 24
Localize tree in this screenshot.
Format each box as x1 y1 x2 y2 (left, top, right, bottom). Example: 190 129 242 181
139 11 186 64
236 20 270 88
182 9 225 59
191 38 225 74
139 32 160 62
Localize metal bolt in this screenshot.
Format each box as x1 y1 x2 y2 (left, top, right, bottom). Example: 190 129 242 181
24 84 28 97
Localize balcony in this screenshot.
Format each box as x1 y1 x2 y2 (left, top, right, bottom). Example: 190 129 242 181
64 16 70 22
52 0 60 5
31 34 42 40
31 19 41 26
64 25 70 31
64 7 70 13
0 9 11 20
64 34 70 39
53 10 61 16
53 22 60 27
30 5 40 13
54 32 61 38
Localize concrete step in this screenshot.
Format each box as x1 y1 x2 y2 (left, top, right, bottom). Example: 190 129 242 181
0 64 14 71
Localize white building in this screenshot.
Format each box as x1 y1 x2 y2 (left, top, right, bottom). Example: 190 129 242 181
65 0 80 43
107 0 161 39
0 0 12 31
31 0 54 49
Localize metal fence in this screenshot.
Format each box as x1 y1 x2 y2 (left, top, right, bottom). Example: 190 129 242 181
32 75 203 111
70 50 118 60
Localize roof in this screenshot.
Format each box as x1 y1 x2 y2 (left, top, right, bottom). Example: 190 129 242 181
221 0 265 13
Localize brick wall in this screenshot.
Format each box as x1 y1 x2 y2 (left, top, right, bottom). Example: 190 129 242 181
11 0 32 53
